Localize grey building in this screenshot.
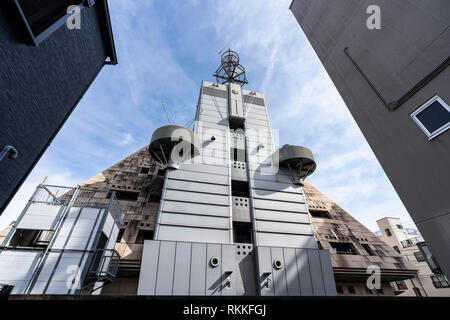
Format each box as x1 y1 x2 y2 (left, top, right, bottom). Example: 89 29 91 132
0 0 117 214
136 50 336 296
290 0 450 278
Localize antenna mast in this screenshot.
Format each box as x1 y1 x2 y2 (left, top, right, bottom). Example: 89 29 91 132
213 49 248 86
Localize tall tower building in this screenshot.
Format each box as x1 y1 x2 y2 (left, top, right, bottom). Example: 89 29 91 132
0 50 418 297
136 50 336 296
71 50 415 296
290 0 450 279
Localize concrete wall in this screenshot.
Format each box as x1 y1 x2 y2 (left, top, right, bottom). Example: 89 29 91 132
0 3 110 213
291 0 450 278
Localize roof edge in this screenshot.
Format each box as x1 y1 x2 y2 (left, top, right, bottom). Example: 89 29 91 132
99 0 118 65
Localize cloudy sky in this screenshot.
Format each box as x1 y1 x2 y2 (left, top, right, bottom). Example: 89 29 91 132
0 0 415 231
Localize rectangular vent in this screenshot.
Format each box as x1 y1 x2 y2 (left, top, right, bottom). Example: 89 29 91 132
202 87 228 99
243 95 265 106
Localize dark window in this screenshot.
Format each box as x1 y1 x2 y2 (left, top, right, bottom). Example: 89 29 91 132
431 274 450 288
393 246 401 254
417 242 442 273
394 263 404 270
116 228 125 243
233 222 252 244
231 148 246 162
135 230 154 244
90 232 108 273
231 180 249 197
309 210 332 219
385 228 392 236
149 193 161 203
15 0 82 39
139 167 150 174
157 169 165 176
376 288 384 295
414 100 450 136
362 243 376 256
395 280 407 290
401 239 414 248
108 190 140 201
8 229 54 248
347 286 356 294
414 251 425 262
413 287 422 297
396 224 403 229
229 121 245 131
336 286 344 294
330 242 356 255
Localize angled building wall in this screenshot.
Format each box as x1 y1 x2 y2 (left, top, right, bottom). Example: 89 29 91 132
304 182 417 296
0 1 117 214
290 0 450 279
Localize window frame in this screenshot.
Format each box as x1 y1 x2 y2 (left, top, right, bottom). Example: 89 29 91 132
414 251 425 262
13 0 87 45
431 274 450 288
410 95 450 140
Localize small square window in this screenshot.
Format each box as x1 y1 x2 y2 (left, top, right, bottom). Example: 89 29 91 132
414 251 425 262
411 96 450 140
139 167 150 174
330 242 356 255
347 286 356 294
336 286 344 294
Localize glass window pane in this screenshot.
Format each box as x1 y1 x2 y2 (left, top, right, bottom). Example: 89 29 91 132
416 101 450 133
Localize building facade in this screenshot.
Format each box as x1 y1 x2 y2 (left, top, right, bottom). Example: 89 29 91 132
0 0 117 215
377 217 450 296
290 0 450 279
78 50 337 296
0 184 124 295
305 183 417 296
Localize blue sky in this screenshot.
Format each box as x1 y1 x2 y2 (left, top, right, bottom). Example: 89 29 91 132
0 0 415 231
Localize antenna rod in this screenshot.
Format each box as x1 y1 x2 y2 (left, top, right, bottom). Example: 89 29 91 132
161 101 174 125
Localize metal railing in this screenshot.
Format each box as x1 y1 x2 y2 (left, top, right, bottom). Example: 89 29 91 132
401 235 424 248
86 249 120 282
31 184 123 225
406 228 421 236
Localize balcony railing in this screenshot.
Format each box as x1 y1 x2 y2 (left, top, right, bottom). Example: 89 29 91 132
405 228 421 236
86 249 120 282
31 184 123 226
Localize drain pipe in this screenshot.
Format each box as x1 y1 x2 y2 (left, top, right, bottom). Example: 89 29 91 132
0 145 18 162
